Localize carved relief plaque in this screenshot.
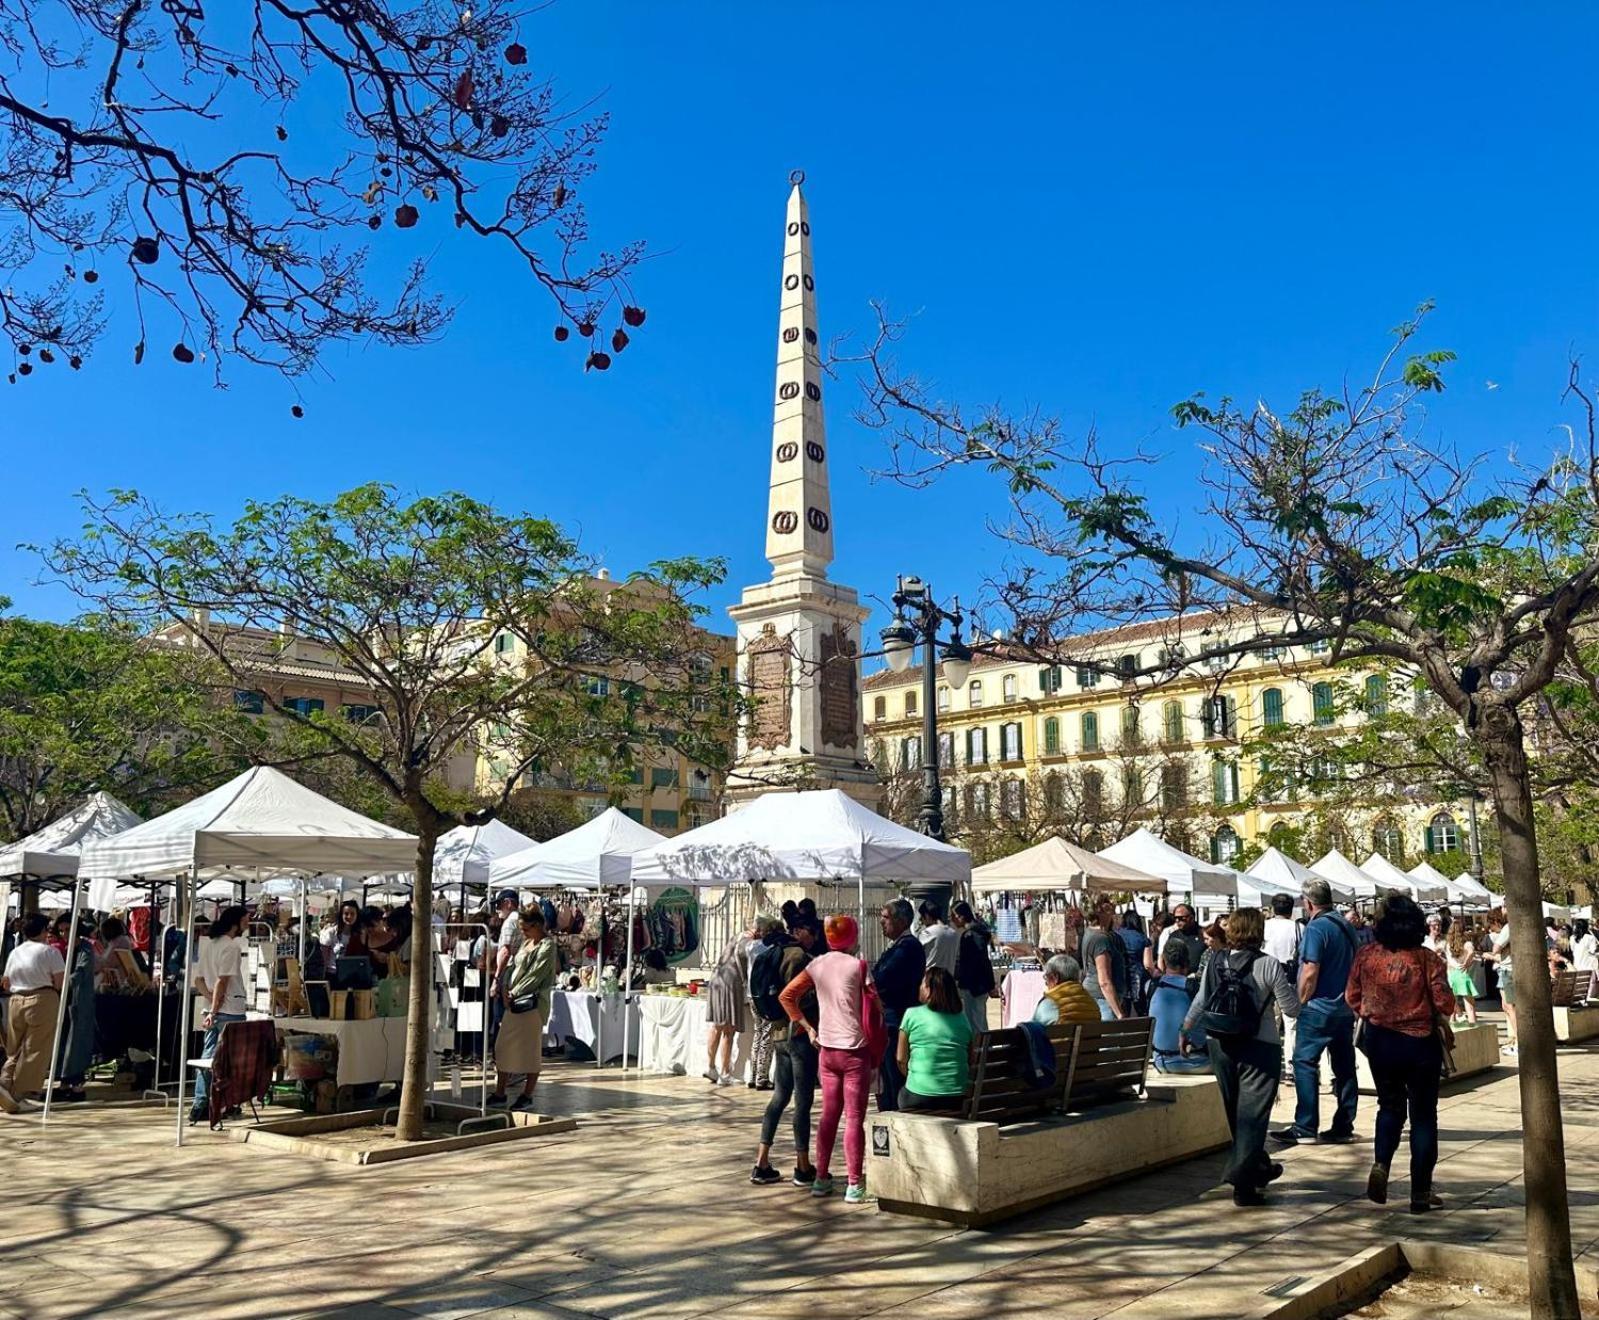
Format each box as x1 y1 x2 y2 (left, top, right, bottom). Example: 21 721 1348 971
819 625 860 751
747 623 792 752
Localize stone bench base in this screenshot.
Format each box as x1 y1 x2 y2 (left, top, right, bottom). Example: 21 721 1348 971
1555 1004 1599 1044
869 1078 1230 1228
1354 1021 1500 1094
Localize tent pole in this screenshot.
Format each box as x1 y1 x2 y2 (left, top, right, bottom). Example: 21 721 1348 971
622 881 637 1070
174 871 197 1148
147 878 165 1101
41 873 82 1127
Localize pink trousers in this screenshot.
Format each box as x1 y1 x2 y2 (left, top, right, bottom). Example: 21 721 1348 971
816 1045 873 1184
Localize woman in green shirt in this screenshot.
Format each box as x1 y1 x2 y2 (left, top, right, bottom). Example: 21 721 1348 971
894 966 976 1110
490 909 557 1111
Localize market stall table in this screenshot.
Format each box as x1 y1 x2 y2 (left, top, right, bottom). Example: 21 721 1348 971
277 1016 408 1087
545 989 640 1063
637 992 752 1081
1001 968 1047 1027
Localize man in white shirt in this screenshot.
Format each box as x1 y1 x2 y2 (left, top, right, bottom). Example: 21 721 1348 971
0 913 67 1112
1263 894 1301 975
190 906 248 1123
916 899 960 975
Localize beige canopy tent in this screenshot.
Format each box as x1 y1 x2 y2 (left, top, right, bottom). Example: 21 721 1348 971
970 836 1168 895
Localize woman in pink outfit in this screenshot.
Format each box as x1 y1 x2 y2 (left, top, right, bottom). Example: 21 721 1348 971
779 912 874 1203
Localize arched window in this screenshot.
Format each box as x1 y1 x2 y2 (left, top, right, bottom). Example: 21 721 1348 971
1081 711 1100 752
900 736 921 772
1002 673 1018 703
873 695 886 721
1162 700 1183 744
941 785 959 832
1043 716 1061 755
1427 811 1461 854
1122 762 1145 805
1000 721 1024 762
1312 682 1335 726
1082 768 1105 816
1001 778 1025 820
968 680 985 708
904 689 918 718
1364 674 1388 717
1211 825 1240 865
1160 764 1188 812
1121 704 1141 744
1044 772 1064 815
1372 818 1404 862
1261 687 1285 729
1211 758 1240 805
937 685 950 712
1201 695 1237 738
968 781 991 820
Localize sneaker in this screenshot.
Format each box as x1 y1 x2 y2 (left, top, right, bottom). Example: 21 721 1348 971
810 1176 835 1197
1271 1126 1313 1145
754 1080 774 1092
1409 1189 1443 1213
1318 1129 1355 1145
0 1086 17 1115
703 1068 721 1084
750 1164 783 1186
1265 1162 1285 1184
844 1181 870 1204
1366 1162 1389 1205
510 1095 534 1112
187 1104 207 1126
487 1093 511 1108
792 1167 814 1188
717 1074 737 1087
1502 1044 1519 1056
58 1088 87 1104
1233 1186 1268 1207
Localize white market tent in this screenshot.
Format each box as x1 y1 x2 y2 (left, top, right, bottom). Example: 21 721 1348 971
77 766 418 1146
1444 867 1498 906
1409 860 1489 908
1246 847 1354 905
1222 864 1300 909
0 791 143 881
1310 849 1383 902
1362 852 1449 903
490 808 666 892
970 836 1168 895
433 819 537 891
630 789 971 892
1098 828 1238 900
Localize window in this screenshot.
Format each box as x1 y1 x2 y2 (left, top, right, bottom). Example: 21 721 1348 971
905 689 918 718
1200 695 1237 739
1364 674 1388 717
622 807 645 823
342 703 381 725
1121 705 1141 745
1160 764 1188 813
966 727 989 765
941 786 959 832
1426 811 1461 854
586 674 610 699
1043 716 1061 755
1261 687 1285 729
938 731 955 767
1211 758 1240 805
283 696 325 717
1117 653 1138 678
969 680 985 708
1075 664 1101 689
233 689 265 715
1038 665 1064 694
873 695 887 721
1259 642 1287 660
900 736 922 772
1000 721 1023 762
650 767 678 789
937 686 950 712
1162 700 1183 745
1044 772 1064 815
1372 819 1404 861
871 741 891 775
1309 753 1339 790
1121 762 1145 806
1001 778 1025 820
650 809 680 830
1307 638 1331 654
1083 768 1105 817
1211 825 1240 865
494 633 515 655
627 766 644 784
999 673 1016 703
967 782 991 820
1312 682 1335 726
689 769 712 801
1080 711 1099 752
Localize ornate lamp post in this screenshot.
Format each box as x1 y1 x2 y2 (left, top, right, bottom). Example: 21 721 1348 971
880 576 972 908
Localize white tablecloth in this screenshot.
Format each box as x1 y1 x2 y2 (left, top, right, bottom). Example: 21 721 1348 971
1001 968 1046 1027
545 990 641 1063
278 1016 408 1086
637 994 752 1080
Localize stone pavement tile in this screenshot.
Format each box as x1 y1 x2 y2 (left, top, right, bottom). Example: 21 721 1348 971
378 1279 545 1320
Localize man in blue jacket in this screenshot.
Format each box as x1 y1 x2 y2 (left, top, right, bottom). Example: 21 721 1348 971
1274 879 1360 1144
873 898 926 1112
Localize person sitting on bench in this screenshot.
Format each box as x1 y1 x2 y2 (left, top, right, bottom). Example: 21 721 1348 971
1032 954 1099 1026
895 966 975 1112
1149 939 1210 1073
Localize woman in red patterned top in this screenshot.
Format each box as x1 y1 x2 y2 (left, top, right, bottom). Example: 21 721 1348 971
1346 893 1455 1214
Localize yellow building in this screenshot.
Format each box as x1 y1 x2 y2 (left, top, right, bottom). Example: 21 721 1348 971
863 610 1476 871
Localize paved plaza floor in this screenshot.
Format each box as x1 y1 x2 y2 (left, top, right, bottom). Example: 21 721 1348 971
2 1018 1597 1320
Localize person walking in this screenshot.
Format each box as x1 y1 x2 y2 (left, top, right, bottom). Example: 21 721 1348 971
1347 894 1455 1213
1116 909 1151 1014
1184 908 1300 1205
745 917 784 1091
917 899 960 975
1573 919 1598 1000
489 908 556 1111
872 899 926 1113
188 905 248 1125
704 928 751 1084
778 913 879 1204
0 914 66 1113
1263 893 1301 983
751 916 821 1186
1444 922 1479 1024
1275 879 1359 1146
950 901 997 1035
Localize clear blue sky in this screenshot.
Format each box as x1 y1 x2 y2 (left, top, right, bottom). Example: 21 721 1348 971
5 5 1597 640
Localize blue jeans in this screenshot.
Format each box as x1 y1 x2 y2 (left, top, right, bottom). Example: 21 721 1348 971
878 1024 905 1112
1292 1001 1358 1136
193 1012 246 1108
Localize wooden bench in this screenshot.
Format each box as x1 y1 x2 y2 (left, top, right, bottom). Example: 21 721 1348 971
1551 970 1592 1008
937 1017 1155 1125
1062 1017 1155 1110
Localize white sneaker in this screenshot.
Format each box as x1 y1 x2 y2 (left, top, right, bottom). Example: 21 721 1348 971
717 1074 737 1086
702 1068 721 1084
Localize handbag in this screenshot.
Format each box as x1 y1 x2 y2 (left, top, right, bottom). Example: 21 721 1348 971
858 958 888 1065
508 993 539 1015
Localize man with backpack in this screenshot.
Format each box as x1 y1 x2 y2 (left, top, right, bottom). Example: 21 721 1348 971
750 916 821 1186
1275 879 1361 1146
873 899 926 1112
746 918 790 1091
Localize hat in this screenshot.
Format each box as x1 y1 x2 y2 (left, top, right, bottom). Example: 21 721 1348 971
495 889 518 908
824 913 858 951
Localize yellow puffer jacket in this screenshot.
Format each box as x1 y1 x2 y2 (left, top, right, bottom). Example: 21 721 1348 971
1037 978 1101 1025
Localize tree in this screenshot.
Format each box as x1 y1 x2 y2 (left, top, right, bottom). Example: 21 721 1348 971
854 305 1595 1318
0 609 252 838
0 1 647 384
41 483 732 1139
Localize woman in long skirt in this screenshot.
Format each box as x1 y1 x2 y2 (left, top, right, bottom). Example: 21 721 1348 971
490 909 556 1111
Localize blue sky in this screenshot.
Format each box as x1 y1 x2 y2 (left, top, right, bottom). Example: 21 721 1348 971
5 5 1597 641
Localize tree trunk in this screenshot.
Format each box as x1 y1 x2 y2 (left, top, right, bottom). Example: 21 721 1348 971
396 809 440 1142
1479 705 1580 1320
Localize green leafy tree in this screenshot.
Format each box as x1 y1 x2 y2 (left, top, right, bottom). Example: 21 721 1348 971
42 483 733 1140
854 305 1596 1318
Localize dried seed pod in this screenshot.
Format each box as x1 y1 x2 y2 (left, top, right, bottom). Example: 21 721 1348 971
586 351 611 372
622 305 646 327
505 42 527 65
83 270 99 284
554 325 570 342
395 204 419 229
291 404 304 418
172 342 195 364
132 236 160 264
611 327 629 353
577 320 595 337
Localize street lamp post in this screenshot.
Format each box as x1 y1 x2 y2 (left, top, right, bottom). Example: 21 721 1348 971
880 576 972 911
1466 791 1486 882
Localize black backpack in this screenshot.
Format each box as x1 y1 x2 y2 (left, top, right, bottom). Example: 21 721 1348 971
1199 950 1267 1039
749 941 790 1022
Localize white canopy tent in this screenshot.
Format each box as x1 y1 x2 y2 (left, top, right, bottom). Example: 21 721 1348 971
1246 847 1354 905
0 791 143 881
970 836 1168 895
1409 860 1490 908
1098 829 1238 900
1310 849 1382 902
433 819 538 893
1361 852 1449 903
1444 868 1498 906
77 766 418 1146
1222 864 1301 908
490 808 666 892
